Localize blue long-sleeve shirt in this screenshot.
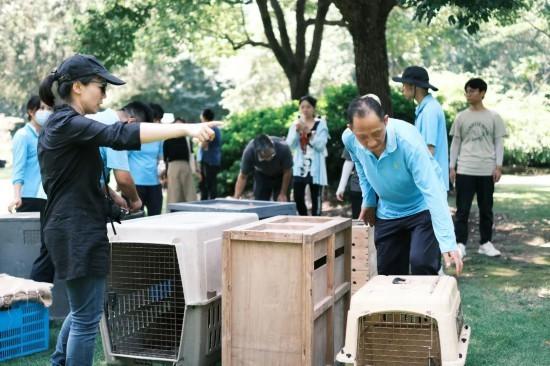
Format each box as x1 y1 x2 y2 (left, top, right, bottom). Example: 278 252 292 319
415 94 449 190
12 123 45 198
342 119 457 252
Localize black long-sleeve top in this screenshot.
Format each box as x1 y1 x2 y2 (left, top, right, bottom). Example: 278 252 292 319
163 136 191 163
38 104 141 280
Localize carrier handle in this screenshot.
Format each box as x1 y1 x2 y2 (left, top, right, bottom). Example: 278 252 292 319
392 277 406 284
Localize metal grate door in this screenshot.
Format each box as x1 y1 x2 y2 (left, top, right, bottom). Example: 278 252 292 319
356 312 442 366
105 243 186 360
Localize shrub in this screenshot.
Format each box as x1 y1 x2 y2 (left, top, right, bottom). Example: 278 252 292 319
217 84 417 195
216 84 549 196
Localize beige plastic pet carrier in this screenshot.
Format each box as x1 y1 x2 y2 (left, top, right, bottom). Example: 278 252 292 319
336 275 470 366
100 212 258 366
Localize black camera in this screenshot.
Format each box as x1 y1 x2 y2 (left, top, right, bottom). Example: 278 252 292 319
104 200 129 224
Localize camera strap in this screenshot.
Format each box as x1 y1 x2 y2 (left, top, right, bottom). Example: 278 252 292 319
100 158 118 235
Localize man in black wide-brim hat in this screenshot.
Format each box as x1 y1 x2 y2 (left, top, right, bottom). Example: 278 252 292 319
393 66 450 195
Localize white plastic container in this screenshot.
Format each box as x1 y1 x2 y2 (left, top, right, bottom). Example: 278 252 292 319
336 275 471 366
107 212 258 305
102 212 258 365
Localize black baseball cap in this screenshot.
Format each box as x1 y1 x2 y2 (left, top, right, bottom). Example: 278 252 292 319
54 54 125 85
392 66 438 91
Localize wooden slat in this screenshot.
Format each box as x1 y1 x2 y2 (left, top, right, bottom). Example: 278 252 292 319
325 234 335 365
302 236 313 365
221 231 232 365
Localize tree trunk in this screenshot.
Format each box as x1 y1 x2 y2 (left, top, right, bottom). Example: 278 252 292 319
256 0 330 101
289 70 314 100
333 0 396 114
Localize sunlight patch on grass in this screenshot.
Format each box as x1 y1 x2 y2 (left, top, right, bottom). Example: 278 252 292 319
526 236 550 247
530 256 550 265
509 255 550 265
496 222 526 231
488 267 521 277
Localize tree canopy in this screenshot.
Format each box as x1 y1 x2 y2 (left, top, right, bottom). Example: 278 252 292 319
77 0 343 99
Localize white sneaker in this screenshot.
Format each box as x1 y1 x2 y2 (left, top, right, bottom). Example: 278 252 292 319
457 243 467 259
478 241 501 257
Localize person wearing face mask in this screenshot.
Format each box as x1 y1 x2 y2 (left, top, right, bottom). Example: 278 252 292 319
38 54 221 366
8 95 51 213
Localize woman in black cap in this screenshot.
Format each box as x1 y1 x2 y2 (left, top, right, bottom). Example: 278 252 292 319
38 54 220 366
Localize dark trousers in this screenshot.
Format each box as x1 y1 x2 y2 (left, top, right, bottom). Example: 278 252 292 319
350 191 362 219
253 171 283 201
136 184 163 216
18 198 55 283
293 175 322 216
454 174 494 245
375 210 441 275
200 163 219 200
18 197 46 212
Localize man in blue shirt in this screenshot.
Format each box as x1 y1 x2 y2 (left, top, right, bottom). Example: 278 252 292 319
342 95 462 275
393 66 449 191
198 108 222 200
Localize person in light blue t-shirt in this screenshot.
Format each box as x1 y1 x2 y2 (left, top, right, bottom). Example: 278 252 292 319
342 95 462 276
12 96 54 285
8 96 51 213
87 105 144 213
127 102 164 215
393 66 449 191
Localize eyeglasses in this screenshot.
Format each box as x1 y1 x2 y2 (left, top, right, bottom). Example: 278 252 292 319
91 80 108 94
464 89 479 95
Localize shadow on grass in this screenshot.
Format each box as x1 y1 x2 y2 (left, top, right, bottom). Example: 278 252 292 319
455 184 550 365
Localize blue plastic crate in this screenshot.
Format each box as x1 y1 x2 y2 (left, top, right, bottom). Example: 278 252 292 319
0 301 49 362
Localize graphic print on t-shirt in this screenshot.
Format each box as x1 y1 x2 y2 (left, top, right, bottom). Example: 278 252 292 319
300 145 313 177
464 121 492 143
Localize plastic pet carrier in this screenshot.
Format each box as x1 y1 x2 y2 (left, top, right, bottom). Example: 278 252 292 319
100 212 258 365
336 276 471 366
0 212 68 319
168 198 297 219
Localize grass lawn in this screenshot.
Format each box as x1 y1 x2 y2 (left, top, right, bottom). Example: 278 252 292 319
452 184 550 366
2 183 549 365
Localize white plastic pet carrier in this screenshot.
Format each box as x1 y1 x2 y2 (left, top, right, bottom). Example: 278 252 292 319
336 275 471 366
99 212 258 365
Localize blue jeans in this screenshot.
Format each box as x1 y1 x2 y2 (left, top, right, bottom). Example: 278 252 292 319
51 276 106 366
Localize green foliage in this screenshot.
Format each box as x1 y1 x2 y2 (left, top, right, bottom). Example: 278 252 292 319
387 6 549 95
401 0 529 34
217 82 549 196
502 99 550 167
76 2 152 69
0 0 88 116
217 83 418 195
126 59 228 122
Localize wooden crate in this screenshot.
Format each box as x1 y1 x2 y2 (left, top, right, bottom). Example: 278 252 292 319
222 215 352 366
351 220 377 295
